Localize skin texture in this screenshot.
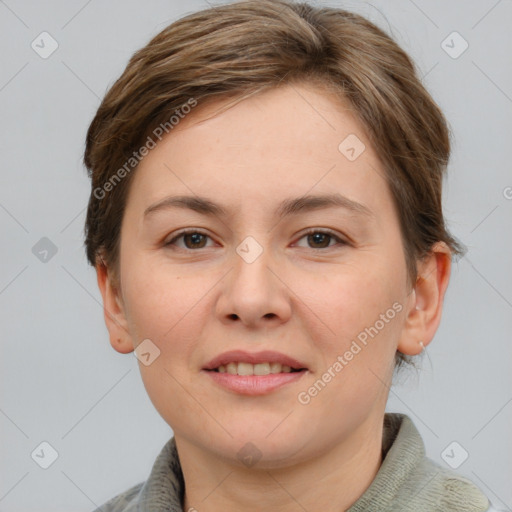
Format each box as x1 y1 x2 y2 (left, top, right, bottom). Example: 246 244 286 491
96 82 451 511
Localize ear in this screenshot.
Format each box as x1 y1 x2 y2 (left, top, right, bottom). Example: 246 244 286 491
95 259 134 354
397 242 452 356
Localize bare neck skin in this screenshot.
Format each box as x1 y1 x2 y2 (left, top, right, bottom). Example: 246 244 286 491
179 411 384 512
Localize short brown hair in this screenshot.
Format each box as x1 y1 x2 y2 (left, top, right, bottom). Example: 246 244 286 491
83 0 466 370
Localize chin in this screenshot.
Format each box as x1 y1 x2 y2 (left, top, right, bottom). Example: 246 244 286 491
208 424 307 465
211 439 307 471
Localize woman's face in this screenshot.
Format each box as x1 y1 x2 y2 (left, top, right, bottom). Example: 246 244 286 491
103 83 428 467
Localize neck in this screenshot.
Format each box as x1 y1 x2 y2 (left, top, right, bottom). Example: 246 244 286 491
176 415 384 512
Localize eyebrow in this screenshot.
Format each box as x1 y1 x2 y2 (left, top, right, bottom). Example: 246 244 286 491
143 193 374 221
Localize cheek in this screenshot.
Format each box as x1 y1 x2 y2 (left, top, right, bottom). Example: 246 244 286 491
122 267 206 410
303 265 405 408
314 263 403 341
301 270 402 410
121 263 196 345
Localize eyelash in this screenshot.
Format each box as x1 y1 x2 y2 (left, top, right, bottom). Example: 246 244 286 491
164 228 348 251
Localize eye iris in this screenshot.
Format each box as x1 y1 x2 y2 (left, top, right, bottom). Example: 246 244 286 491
185 233 206 248
309 232 330 248
178 231 336 249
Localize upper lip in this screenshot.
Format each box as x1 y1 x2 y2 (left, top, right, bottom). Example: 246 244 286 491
202 350 308 371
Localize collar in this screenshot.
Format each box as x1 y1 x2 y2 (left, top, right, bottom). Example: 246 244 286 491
347 414 490 511
125 413 490 511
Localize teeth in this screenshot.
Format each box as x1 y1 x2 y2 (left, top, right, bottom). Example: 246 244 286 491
254 363 270 376
269 362 282 373
216 362 297 375
226 362 237 375
237 362 254 376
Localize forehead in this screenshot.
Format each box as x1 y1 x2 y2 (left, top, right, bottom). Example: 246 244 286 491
125 83 391 218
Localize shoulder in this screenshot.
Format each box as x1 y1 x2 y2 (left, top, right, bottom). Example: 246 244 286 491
418 457 499 512
385 414 498 512
91 481 144 512
90 435 183 511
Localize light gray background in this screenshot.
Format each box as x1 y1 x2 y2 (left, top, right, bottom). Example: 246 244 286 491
1 1 511 511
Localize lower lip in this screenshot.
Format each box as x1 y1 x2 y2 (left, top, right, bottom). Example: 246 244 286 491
202 369 308 395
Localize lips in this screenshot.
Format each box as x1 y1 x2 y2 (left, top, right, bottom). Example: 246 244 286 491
202 349 308 372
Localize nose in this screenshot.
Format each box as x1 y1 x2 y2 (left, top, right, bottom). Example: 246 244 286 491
215 240 292 329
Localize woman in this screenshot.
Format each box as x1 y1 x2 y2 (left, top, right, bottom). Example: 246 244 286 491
84 1 498 510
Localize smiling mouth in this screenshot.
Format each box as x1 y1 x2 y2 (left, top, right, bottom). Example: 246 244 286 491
207 362 305 375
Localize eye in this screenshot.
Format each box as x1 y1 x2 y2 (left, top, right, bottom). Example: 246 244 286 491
165 230 214 250
165 228 348 251
294 229 347 250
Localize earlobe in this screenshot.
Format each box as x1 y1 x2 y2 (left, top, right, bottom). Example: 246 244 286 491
397 242 452 356
95 260 134 354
